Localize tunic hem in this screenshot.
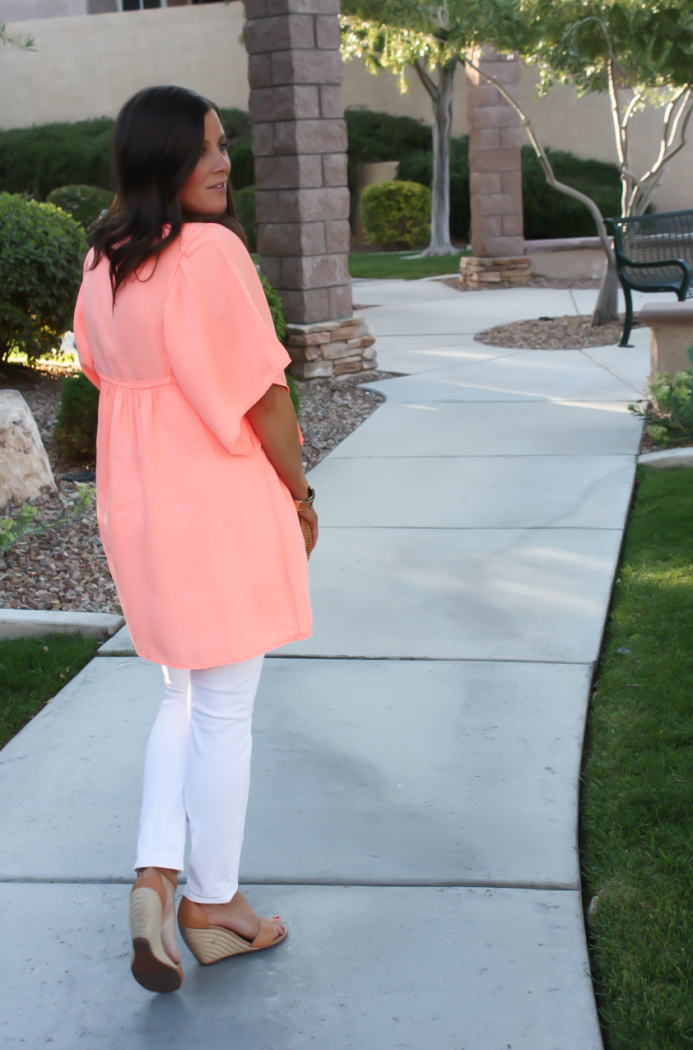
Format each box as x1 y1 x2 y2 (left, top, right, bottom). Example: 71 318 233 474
131 626 312 671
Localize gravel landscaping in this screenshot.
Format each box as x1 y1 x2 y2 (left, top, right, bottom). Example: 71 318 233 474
475 314 626 351
0 362 386 614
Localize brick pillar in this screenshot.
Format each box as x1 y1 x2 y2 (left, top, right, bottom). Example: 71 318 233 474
244 0 353 324
461 47 529 287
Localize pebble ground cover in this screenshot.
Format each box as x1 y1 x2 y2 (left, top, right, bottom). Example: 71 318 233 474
582 466 693 1049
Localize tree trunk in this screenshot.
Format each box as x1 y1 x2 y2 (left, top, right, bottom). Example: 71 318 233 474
412 59 457 257
592 253 620 325
426 62 456 256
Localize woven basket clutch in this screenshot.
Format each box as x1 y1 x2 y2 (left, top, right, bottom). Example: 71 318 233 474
300 516 313 559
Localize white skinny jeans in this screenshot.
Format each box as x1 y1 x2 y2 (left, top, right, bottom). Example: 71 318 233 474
134 655 264 903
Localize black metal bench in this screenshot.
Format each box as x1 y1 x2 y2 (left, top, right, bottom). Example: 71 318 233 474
605 209 693 346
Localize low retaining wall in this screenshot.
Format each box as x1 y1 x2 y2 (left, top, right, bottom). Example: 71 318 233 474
285 316 377 380
526 237 606 280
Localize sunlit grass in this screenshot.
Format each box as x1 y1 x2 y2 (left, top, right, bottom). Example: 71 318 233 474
0 633 98 749
348 250 469 280
582 466 693 1049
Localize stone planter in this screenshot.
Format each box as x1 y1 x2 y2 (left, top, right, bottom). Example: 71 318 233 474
638 301 693 377
284 315 377 379
460 255 531 286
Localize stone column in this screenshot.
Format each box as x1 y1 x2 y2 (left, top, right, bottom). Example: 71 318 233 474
461 47 530 287
244 0 353 325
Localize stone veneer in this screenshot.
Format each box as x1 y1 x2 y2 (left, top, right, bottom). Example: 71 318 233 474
244 0 352 325
285 316 377 379
464 47 529 286
460 255 531 287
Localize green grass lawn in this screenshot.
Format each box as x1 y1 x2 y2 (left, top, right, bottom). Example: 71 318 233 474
348 251 468 281
0 632 98 749
581 466 693 1049
251 251 468 281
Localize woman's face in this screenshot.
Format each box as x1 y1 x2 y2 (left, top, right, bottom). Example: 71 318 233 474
179 108 231 216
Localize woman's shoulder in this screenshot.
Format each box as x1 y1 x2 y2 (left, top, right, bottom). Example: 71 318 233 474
180 221 247 260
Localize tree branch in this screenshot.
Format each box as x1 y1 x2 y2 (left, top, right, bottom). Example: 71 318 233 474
413 58 439 102
635 95 693 214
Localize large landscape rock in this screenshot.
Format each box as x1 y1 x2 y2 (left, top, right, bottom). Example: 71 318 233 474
0 390 56 508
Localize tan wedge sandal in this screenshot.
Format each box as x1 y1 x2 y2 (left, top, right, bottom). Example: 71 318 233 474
130 868 183 993
178 896 287 966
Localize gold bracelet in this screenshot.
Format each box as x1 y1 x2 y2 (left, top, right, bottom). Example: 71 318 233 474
294 485 316 511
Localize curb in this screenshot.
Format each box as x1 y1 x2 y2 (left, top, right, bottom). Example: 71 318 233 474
0 610 124 641
97 624 135 655
638 448 693 469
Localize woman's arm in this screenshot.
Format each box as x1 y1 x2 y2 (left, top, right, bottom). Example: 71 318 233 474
246 383 318 546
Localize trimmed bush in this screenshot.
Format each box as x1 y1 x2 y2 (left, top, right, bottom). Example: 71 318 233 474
361 180 431 250
0 118 115 200
0 193 86 362
53 371 100 462
235 185 257 252
46 184 114 230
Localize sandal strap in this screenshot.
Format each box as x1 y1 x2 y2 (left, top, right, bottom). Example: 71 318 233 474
250 916 283 949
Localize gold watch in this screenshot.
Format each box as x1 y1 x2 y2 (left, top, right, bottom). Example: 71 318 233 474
294 485 316 511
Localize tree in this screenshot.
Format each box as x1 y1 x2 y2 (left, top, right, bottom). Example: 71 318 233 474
341 1 488 256
477 0 693 324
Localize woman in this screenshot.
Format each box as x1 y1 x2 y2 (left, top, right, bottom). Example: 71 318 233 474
74 86 316 993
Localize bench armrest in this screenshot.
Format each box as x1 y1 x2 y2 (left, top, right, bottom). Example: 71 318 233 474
619 257 692 280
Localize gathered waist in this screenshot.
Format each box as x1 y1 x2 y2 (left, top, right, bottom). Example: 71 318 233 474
99 373 175 390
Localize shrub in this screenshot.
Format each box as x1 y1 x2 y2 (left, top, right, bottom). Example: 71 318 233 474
256 270 299 410
397 135 470 242
46 185 114 230
630 352 693 447
259 271 286 342
0 193 86 362
0 110 255 201
361 180 431 250
522 147 624 239
235 185 257 252
53 371 100 462
219 108 255 191
0 118 115 200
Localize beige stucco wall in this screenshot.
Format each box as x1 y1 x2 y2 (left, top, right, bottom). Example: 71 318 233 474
0 4 248 128
0 0 87 21
0 3 690 214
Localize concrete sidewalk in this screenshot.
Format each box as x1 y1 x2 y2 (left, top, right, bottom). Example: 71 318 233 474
0 281 655 1048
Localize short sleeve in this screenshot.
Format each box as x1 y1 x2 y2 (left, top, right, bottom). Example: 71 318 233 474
73 251 101 390
163 226 291 453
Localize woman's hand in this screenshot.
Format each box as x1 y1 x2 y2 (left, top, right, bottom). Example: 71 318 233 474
297 504 318 550
246 383 318 551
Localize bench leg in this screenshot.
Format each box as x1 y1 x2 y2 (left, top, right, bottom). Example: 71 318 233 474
620 284 633 347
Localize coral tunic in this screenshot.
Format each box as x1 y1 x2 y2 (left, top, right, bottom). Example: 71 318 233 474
73 223 311 669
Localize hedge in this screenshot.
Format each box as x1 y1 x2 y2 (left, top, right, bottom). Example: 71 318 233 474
0 108 627 241
0 108 254 201
46 184 114 230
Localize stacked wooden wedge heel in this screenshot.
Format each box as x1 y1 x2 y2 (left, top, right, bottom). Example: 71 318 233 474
178 896 288 966
129 871 183 993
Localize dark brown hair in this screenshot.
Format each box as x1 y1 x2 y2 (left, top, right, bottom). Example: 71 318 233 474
91 85 247 300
